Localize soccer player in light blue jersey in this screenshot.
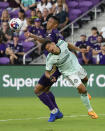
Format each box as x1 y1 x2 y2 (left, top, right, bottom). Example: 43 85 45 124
44 40 98 122
25 16 92 122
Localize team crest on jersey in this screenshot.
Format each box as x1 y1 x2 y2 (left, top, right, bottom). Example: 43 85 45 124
74 79 78 83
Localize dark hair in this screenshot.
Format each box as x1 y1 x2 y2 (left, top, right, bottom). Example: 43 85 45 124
91 27 98 31
19 9 25 18
41 40 52 50
49 16 59 23
98 35 102 38
80 34 86 37
41 0 47 6
79 44 87 49
19 9 25 14
37 10 41 14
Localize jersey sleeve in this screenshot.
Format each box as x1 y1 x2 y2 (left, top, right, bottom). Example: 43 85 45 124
46 56 56 71
32 0 35 4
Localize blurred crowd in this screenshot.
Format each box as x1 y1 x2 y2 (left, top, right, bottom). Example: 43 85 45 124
0 0 69 64
75 27 105 65
0 0 105 65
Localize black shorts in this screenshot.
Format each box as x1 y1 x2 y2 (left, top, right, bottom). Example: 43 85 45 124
38 68 61 87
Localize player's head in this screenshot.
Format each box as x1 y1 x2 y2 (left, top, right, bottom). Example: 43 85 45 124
47 16 59 30
42 40 59 54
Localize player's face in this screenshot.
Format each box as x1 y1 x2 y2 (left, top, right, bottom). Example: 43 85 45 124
47 18 58 30
45 43 57 54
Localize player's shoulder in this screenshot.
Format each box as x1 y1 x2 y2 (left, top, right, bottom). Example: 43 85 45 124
47 53 57 62
56 40 67 46
46 53 53 61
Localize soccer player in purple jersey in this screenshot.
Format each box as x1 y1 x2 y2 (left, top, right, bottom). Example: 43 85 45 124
25 16 89 122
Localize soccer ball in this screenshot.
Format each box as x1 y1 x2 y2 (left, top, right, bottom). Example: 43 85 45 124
9 18 23 31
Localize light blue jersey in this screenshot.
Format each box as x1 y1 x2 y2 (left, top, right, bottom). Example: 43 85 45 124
46 40 82 77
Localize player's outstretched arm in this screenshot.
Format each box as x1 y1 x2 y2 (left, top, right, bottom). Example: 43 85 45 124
45 71 51 79
25 31 49 44
68 42 88 53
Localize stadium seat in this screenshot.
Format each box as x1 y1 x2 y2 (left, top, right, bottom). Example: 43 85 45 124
25 10 31 17
19 33 26 42
79 1 93 13
0 57 10 64
68 1 79 8
83 0 102 5
10 9 19 18
0 2 9 9
69 9 82 21
22 42 35 52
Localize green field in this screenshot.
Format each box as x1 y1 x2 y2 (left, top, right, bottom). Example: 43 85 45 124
0 97 105 131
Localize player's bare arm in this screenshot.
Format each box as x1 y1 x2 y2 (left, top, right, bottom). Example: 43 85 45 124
25 31 50 43
45 70 56 82
68 42 88 53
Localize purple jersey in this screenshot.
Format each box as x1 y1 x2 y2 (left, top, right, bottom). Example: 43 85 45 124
92 42 101 50
78 50 92 60
75 41 90 48
88 35 98 45
30 26 45 38
27 25 33 32
0 43 6 57
38 29 64 87
99 52 105 64
0 43 6 51
44 29 64 56
77 49 96 64
8 42 23 53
